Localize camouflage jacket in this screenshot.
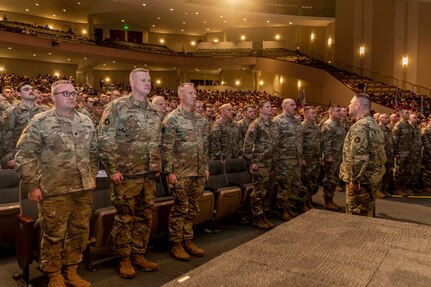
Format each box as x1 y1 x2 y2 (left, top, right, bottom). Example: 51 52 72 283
272 113 303 162
302 120 321 164
98 95 162 176
162 107 209 177
340 114 386 184
14 109 99 196
243 116 278 167
320 118 344 161
237 117 253 147
210 117 240 160
2 102 45 160
379 124 394 162
393 120 413 158
421 126 431 159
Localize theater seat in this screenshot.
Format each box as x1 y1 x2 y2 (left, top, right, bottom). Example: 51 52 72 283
224 158 254 212
206 160 241 221
151 175 174 236
193 191 214 225
0 169 20 247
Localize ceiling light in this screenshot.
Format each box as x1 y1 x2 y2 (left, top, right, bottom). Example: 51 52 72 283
112 61 116 63
121 19 124 22
181 29 184 32
224 20 227 23
52 14 56 17
48 52 52 55
25 9 29 12
84 57 87 60
214 38 219 43
207 28 210 31
185 12 188 15
134 66 137 68
35 3 39 6
266 20 270 23
240 35 246 41
103 64 106 66
67 58 71 61
63 9 66 12
81 29 87 35
77 2 81 4
275 34 280 40
54 72 59 77
142 3 146 6
157 17 160 20
203 21 206 24
191 41 196 46
33 54 36 56
243 18 247 21
170 8 174 11
144 64 147 66
152 25 155 27
7 47 11 50
159 38 165 44
183 22 186 24
195 12 199 15
289 22 293 25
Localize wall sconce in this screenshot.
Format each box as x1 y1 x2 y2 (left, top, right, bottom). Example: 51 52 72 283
310 33 315 42
279 76 284 84
240 35 246 41
214 38 219 43
105 77 111 82
297 80 302 88
259 80 264 86
156 79 162 85
159 38 165 44
275 34 280 40
191 41 196 46
359 45 365 56
402 56 408 67
327 37 332 47
235 80 240 86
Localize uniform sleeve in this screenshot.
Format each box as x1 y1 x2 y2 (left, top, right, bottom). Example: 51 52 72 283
89 124 99 177
148 117 162 173
209 121 222 160
203 120 210 172
97 104 119 174
2 106 17 161
14 121 41 193
348 127 370 182
320 123 333 158
243 121 256 165
392 124 399 155
161 117 177 174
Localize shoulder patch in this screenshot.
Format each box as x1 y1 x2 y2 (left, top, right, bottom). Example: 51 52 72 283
354 137 360 143
162 127 165 133
104 118 110 125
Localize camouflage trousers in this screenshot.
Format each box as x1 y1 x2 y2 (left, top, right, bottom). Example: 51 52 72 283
39 190 92 273
250 165 274 217
323 158 341 203
345 182 380 217
410 155 422 186
393 156 413 185
111 176 155 258
381 160 395 193
276 160 302 209
300 161 320 201
169 176 206 243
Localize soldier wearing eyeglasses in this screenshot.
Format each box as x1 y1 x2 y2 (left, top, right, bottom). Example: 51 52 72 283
14 80 98 287
2 82 45 169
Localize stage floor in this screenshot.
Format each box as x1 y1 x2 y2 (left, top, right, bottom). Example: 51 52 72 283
164 209 431 287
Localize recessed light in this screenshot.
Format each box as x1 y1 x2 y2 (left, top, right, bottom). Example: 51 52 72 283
25 9 29 12
267 20 270 23
170 8 174 11
63 9 66 12
112 61 116 63
220 15 223 18
48 52 52 55
142 3 146 6
121 19 124 22
195 12 199 15
207 28 210 31
289 22 293 25
243 18 247 21
33 54 36 56
67 58 71 61
103 64 106 66
181 29 184 32
182 22 186 24
77 2 81 4
7 47 11 50
224 20 227 23
84 57 87 60
203 21 206 24
53 14 56 17
152 24 155 27
35 3 39 6
157 17 160 20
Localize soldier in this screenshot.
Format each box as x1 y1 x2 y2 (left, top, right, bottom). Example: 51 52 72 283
320 106 344 211
2 82 45 169
0 85 17 114
301 106 321 209
14 80 98 287
388 113 399 131
421 118 431 192
339 107 351 135
273 98 303 221
409 113 422 193
243 100 278 230
152 95 168 116
161 83 209 261
393 109 413 196
379 114 395 197
80 96 95 118
210 103 240 160
340 94 386 217
98 68 160 279
373 112 381 123
237 105 255 148
90 101 104 128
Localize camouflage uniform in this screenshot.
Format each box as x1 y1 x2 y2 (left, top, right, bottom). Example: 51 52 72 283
14 109 98 273
237 117 253 156
273 113 303 209
321 118 344 203
98 95 162 258
380 124 395 193
340 114 386 217
393 120 414 187
161 107 209 243
210 117 240 160
421 126 431 189
301 119 321 201
410 124 422 188
2 102 45 162
243 116 278 217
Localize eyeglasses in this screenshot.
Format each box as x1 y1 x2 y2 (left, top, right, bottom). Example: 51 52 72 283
54 91 78 98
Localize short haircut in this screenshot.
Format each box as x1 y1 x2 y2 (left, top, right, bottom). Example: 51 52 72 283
258 100 270 109
17 82 33 93
51 80 72 95
129 68 149 83
355 93 371 110
303 106 315 114
177 82 194 96
2 85 13 92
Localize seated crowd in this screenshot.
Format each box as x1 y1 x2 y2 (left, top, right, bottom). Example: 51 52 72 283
1 70 431 287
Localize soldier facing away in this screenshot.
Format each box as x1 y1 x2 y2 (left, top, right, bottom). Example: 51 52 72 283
98 68 161 279
340 93 386 217
14 80 98 287
161 83 209 261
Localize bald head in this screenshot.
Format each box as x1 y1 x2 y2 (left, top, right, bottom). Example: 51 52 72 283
152 96 168 115
282 98 296 116
348 93 371 120
220 103 234 121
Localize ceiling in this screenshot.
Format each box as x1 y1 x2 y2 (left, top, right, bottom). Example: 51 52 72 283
0 0 334 35
0 0 335 75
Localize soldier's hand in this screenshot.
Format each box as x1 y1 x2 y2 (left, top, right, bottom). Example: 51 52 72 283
167 173 177 186
7 159 15 169
28 188 43 202
250 163 257 171
205 170 210 180
349 182 361 193
110 172 123 185
326 155 333 162
301 160 307 166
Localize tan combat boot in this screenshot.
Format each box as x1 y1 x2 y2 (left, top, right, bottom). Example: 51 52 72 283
253 214 271 230
171 242 191 261
325 202 341 211
279 208 293 221
131 254 158 272
184 240 205 257
262 213 275 229
117 256 136 279
63 265 91 287
48 271 66 287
